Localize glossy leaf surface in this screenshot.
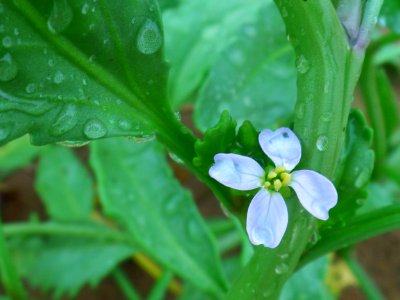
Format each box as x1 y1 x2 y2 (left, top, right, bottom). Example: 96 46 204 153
195 4 296 130
90 139 226 295
0 0 167 146
163 0 266 106
35 146 93 221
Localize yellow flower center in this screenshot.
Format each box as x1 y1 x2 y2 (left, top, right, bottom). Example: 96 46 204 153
262 166 292 192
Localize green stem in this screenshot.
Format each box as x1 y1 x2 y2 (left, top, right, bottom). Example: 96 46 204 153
2 222 133 245
341 249 384 300
227 1 382 298
147 270 174 300
112 268 142 300
0 219 27 300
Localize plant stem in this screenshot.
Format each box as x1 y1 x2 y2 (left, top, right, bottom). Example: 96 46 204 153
341 249 384 300
147 270 174 300
112 268 142 300
227 1 383 298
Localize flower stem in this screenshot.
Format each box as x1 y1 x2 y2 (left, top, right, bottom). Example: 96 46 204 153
112 268 142 300
226 1 383 299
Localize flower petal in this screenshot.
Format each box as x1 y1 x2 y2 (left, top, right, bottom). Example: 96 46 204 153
258 128 301 171
209 153 264 190
246 189 288 248
290 170 338 220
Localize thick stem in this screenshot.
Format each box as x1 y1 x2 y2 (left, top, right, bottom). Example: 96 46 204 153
226 0 380 298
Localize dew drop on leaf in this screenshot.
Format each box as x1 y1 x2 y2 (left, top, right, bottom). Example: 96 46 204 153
47 0 73 34
50 104 78 136
53 70 65 84
117 119 132 131
25 83 36 94
295 55 310 74
127 134 155 143
0 53 18 82
136 19 162 55
2 36 12 48
83 119 108 139
320 111 333 122
274 263 289 275
316 135 328 151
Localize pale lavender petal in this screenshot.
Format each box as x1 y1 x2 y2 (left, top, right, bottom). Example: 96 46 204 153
209 153 264 191
258 128 301 171
290 170 338 220
246 189 288 248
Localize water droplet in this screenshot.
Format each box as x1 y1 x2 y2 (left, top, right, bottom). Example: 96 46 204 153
320 111 333 122
163 200 178 215
25 83 36 94
82 78 88 85
13 28 19 36
168 152 183 164
309 232 319 245
316 135 328 151
296 55 310 74
117 119 132 131
50 104 78 136
83 119 107 139
278 253 289 260
0 53 18 82
274 263 289 275
136 19 162 55
47 0 73 33
53 70 65 84
81 3 89 15
48 59 55 67
57 140 90 148
2 36 12 48
127 134 155 143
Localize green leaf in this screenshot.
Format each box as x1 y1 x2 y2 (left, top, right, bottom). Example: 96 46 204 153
380 0 400 33
90 139 227 295
386 143 400 184
193 111 236 170
280 256 334 300
8 222 134 298
0 0 167 146
163 0 266 107
328 110 375 222
358 180 400 213
35 146 93 221
0 136 40 180
194 4 296 130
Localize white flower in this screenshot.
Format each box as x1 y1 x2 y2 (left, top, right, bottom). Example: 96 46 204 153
209 128 338 248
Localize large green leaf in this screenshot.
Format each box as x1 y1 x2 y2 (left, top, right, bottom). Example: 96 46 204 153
90 139 227 295
35 146 93 221
163 0 266 107
0 136 40 180
194 4 296 130
8 222 134 298
0 0 167 146
280 256 334 300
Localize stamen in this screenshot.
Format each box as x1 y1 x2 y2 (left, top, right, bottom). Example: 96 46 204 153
267 171 277 179
275 166 286 174
264 182 271 189
274 179 282 191
281 173 292 186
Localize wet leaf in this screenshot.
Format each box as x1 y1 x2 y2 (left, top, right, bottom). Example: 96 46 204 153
90 139 227 295
194 4 296 130
0 0 167 145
